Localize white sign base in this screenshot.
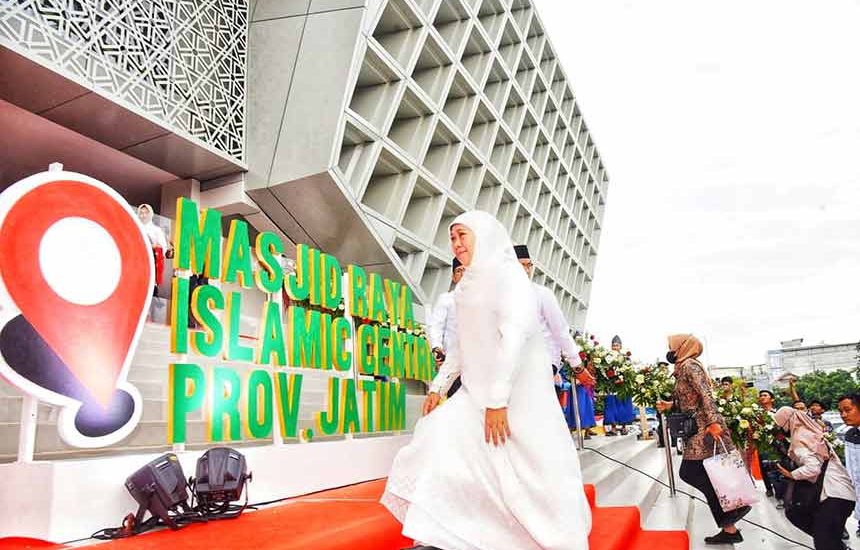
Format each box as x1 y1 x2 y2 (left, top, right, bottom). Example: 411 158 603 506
0 436 410 542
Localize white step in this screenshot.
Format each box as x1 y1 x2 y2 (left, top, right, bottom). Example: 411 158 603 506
597 442 666 514
677 467 818 549
580 436 662 505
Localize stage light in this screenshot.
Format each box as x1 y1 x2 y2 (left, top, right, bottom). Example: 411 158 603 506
124 453 191 530
192 447 251 518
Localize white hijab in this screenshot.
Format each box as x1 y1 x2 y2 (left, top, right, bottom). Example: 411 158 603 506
450 211 540 407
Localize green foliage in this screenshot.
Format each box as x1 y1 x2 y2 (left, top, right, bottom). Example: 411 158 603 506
784 368 860 409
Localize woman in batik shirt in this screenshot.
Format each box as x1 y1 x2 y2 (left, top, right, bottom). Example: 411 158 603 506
657 334 751 545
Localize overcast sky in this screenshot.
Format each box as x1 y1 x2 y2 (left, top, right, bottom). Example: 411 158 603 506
534 0 860 366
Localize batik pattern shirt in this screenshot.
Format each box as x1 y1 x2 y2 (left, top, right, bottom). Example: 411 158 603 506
672 358 734 460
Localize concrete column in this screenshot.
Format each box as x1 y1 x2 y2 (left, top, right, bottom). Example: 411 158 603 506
160 178 200 219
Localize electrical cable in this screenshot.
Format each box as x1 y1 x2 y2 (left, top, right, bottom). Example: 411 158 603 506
78 477 253 544
582 445 815 550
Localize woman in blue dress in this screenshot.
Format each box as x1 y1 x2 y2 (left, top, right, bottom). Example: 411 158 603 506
559 358 597 438
603 335 635 436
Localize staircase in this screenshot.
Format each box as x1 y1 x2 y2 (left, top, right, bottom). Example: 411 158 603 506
581 434 857 549
31 478 687 550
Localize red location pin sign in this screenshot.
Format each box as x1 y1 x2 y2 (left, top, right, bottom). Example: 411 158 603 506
0 170 152 447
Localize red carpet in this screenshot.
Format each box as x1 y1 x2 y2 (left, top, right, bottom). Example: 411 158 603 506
4 480 688 550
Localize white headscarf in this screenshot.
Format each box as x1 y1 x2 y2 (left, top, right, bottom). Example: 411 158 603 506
449 211 540 408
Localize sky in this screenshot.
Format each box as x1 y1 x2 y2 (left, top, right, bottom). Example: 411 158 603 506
534 0 860 367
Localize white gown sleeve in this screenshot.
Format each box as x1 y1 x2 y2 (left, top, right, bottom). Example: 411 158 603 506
429 343 461 395
486 272 539 409
539 286 580 367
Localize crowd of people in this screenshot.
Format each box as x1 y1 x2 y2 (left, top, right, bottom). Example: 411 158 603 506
659 350 860 549
378 209 860 550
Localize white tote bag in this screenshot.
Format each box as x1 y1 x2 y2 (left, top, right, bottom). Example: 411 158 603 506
703 439 760 512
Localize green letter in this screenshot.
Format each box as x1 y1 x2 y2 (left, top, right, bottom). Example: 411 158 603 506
174 197 222 278
361 380 378 432
257 301 286 367
331 316 353 372
287 244 311 301
254 231 285 293
347 264 368 319
341 378 360 434
222 219 254 288
170 277 190 354
387 382 406 430
289 305 322 368
274 372 303 438
191 284 224 357
315 377 340 436
368 273 388 323
321 253 343 310
225 291 254 362
384 279 403 326
377 325 392 377
246 370 273 439
390 329 406 377
168 363 205 444
211 367 242 441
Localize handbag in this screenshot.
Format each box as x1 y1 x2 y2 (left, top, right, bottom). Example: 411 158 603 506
703 439 760 512
667 412 697 441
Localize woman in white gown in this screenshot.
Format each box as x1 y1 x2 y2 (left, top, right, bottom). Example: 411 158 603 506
381 211 592 550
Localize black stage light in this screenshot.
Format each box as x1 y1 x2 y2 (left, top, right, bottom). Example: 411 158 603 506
192 447 251 517
124 453 191 530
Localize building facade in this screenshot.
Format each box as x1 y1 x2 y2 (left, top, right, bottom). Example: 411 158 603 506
1 0 606 325
767 339 859 382
244 0 608 325
0 0 608 460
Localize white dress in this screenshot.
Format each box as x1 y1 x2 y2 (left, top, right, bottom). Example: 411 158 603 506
382 211 591 550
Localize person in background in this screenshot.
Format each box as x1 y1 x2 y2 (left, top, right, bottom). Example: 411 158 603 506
758 389 776 413
604 335 635 436
757 389 779 498
838 394 860 538
564 342 597 439
657 334 749 545
774 406 855 550
426 258 464 398
513 245 584 395
719 376 734 398
137 204 173 297
809 400 834 433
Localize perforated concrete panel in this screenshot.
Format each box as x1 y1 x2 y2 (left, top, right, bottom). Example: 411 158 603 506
247 0 607 326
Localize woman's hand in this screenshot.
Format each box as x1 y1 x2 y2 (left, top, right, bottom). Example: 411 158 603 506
656 400 674 413
777 464 793 479
706 423 723 439
423 392 441 416
485 407 511 446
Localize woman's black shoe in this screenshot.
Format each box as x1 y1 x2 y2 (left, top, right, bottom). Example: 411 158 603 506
720 505 751 527
704 530 743 544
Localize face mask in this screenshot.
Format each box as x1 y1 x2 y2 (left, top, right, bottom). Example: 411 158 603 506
666 350 677 364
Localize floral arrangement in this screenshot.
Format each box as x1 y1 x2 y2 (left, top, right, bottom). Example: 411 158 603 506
629 364 675 408
573 333 636 398
712 385 775 453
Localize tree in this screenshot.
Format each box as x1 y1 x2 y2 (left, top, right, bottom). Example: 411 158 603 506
786 369 860 409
